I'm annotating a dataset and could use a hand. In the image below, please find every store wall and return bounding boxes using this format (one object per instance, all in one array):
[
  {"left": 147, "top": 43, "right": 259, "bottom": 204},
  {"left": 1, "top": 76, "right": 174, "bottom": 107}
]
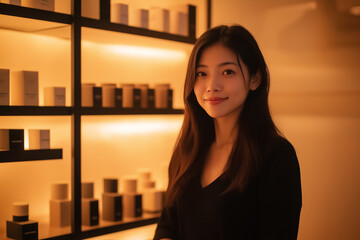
[{"left": 212, "top": 0, "right": 360, "bottom": 239}]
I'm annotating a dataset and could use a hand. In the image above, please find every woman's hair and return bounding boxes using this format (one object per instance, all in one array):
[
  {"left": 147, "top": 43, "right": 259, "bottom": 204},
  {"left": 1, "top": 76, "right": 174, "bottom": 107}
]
[{"left": 165, "top": 25, "right": 280, "bottom": 207}]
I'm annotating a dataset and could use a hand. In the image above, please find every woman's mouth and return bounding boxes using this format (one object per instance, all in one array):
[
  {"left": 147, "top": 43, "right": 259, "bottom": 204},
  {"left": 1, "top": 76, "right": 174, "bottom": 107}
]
[{"left": 204, "top": 97, "right": 228, "bottom": 105}]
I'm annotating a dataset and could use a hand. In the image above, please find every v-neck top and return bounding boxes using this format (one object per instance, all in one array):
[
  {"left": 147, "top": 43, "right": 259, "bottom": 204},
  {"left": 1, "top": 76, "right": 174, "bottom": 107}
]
[{"left": 154, "top": 136, "right": 302, "bottom": 240}]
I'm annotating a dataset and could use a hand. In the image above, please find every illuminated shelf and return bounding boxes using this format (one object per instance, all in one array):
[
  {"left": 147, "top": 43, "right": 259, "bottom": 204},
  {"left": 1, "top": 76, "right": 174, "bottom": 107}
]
[
  {"left": 81, "top": 107, "right": 184, "bottom": 115},
  {"left": 0, "top": 149, "right": 63, "bottom": 163},
  {"left": 0, "top": 106, "right": 73, "bottom": 116},
  {"left": 80, "top": 213, "right": 160, "bottom": 239},
  {"left": 81, "top": 17, "right": 196, "bottom": 44}
]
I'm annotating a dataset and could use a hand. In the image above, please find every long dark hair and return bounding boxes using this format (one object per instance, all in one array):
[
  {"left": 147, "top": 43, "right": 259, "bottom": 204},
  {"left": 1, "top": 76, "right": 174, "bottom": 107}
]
[{"left": 165, "top": 25, "right": 280, "bottom": 207}]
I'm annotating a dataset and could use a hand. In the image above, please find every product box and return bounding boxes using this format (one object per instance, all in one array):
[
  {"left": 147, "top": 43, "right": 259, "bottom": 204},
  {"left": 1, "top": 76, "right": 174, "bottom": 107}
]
[
  {"left": 123, "top": 193, "right": 142, "bottom": 218},
  {"left": 81, "top": 83, "right": 95, "bottom": 107},
  {"left": 0, "top": 69, "right": 9, "bottom": 105},
  {"left": 102, "top": 193, "right": 123, "bottom": 221},
  {"left": 170, "top": 5, "right": 188, "bottom": 36},
  {"left": 115, "top": 88, "right": 123, "bottom": 109},
  {"left": 22, "top": 0, "right": 54, "bottom": 11},
  {"left": 81, "top": 0, "right": 99, "bottom": 19},
  {"left": 82, "top": 198, "right": 99, "bottom": 226},
  {"left": 44, "top": 87, "right": 65, "bottom": 106},
  {"left": 11, "top": 71, "right": 39, "bottom": 106},
  {"left": 168, "top": 89, "right": 173, "bottom": 109},
  {"left": 111, "top": 3, "right": 128, "bottom": 25},
  {"left": 93, "top": 87, "right": 102, "bottom": 108},
  {"left": 0, "top": 0, "right": 21, "bottom": 5},
  {"left": 149, "top": 8, "right": 170, "bottom": 33},
  {"left": 50, "top": 199, "right": 71, "bottom": 227},
  {"left": 6, "top": 220, "right": 38, "bottom": 240},
  {"left": 28, "top": 129, "right": 50, "bottom": 150},
  {"left": 129, "top": 8, "right": 149, "bottom": 29},
  {"left": 133, "top": 88, "right": 141, "bottom": 109},
  {"left": 147, "top": 89, "right": 155, "bottom": 109},
  {"left": 0, "top": 129, "right": 24, "bottom": 151}
]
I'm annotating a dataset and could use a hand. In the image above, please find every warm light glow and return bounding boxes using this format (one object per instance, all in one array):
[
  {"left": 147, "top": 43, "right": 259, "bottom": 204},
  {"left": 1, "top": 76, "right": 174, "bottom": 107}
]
[
  {"left": 350, "top": 6, "right": 360, "bottom": 16},
  {"left": 84, "top": 116, "right": 183, "bottom": 136},
  {"left": 82, "top": 40, "right": 187, "bottom": 59},
  {"left": 106, "top": 44, "right": 187, "bottom": 59}
]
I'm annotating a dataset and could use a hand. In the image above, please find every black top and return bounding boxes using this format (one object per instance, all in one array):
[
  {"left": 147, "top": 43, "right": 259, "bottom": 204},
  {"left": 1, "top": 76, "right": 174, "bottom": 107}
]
[{"left": 154, "top": 136, "right": 302, "bottom": 240}]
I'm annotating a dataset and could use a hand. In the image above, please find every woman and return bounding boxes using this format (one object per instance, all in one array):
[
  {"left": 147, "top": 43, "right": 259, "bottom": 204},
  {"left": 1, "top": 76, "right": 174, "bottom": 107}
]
[{"left": 154, "top": 25, "right": 302, "bottom": 240}]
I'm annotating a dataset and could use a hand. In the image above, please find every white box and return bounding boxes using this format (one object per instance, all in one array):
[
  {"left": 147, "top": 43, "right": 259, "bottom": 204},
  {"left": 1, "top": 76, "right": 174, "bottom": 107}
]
[
  {"left": 0, "top": 69, "right": 9, "bottom": 105},
  {"left": 11, "top": 71, "right": 39, "bottom": 106},
  {"left": 82, "top": 83, "right": 95, "bottom": 107},
  {"left": 149, "top": 8, "right": 170, "bottom": 33},
  {"left": 28, "top": 129, "right": 50, "bottom": 150},
  {"left": 22, "top": 0, "right": 54, "bottom": 11},
  {"left": 44, "top": 87, "right": 65, "bottom": 106},
  {"left": 129, "top": 8, "right": 149, "bottom": 29},
  {"left": 0, "top": 0, "right": 21, "bottom": 6},
  {"left": 81, "top": 0, "right": 99, "bottom": 19},
  {"left": 170, "top": 6, "right": 188, "bottom": 36},
  {"left": 111, "top": 3, "right": 128, "bottom": 25},
  {"left": 50, "top": 199, "right": 71, "bottom": 227}
]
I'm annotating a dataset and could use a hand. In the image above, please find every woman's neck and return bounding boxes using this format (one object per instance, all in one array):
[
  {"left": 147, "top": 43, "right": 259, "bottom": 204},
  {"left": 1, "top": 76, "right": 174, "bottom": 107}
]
[{"left": 213, "top": 114, "right": 239, "bottom": 147}]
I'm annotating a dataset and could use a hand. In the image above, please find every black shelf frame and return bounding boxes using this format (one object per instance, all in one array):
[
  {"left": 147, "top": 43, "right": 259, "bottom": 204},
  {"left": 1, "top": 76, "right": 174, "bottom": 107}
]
[
  {"left": 81, "top": 107, "right": 184, "bottom": 115},
  {"left": 81, "top": 4, "right": 196, "bottom": 44},
  {"left": 0, "top": 0, "right": 215, "bottom": 239},
  {"left": 0, "top": 149, "right": 63, "bottom": 163},
  {"left": 0, "top": 106, "right": 73, "bottom": 116},
  {"left": 0, "top": 3, "right": 72, "bottom": 24}
]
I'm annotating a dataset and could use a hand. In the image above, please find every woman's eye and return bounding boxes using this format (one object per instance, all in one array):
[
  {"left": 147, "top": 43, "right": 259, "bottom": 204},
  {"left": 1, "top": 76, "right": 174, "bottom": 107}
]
[
  {"left": 196, "top": 72, "right": 206, "bottom": 78},
  {"left": 223, "top": 69, "right": 234, "bottom": 75}
]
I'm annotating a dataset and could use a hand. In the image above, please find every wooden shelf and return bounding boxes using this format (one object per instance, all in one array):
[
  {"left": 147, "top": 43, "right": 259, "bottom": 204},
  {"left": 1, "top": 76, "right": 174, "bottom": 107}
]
[
  {"left": 81, "top": 107, "right": 184, "bottom": 115},
  {"left": 0, "top": 149, "right": 63, "bottom": 163},
  {"left": 0, "top": 106, "right": 73, "bottom": 116}
]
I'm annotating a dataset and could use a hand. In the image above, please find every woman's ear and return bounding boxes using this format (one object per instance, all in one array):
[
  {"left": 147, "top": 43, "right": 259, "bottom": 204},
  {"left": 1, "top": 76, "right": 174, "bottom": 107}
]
[{"left": 249, "top": 70, "right": 261, "bottom": 91}]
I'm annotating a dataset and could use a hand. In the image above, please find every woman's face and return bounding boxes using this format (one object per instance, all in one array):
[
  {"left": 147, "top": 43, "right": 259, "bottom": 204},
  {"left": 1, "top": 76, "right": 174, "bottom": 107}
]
[{"left": 194, "top": 43, "right": 260, "bottom": 120}]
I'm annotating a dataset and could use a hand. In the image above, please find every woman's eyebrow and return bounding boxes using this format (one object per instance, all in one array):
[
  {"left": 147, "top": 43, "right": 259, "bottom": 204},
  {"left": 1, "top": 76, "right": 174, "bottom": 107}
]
[{"left": 196, "top": 62, "right": 238, "bottom": 68}]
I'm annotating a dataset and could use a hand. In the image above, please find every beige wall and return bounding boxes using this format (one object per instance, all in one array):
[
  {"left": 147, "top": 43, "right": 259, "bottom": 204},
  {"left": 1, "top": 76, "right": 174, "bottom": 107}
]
[{"left": 211, "top": 0, "right": 360, "bottom": 239}]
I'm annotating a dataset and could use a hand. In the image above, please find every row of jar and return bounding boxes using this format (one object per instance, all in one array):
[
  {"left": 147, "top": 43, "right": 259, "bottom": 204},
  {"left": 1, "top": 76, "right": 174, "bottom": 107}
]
[
  {"left": 0, "top": 129, "right": 50, "bottom": 151},
  {"left": 82, "top": 83, "right": 173, "bottom": 109}
]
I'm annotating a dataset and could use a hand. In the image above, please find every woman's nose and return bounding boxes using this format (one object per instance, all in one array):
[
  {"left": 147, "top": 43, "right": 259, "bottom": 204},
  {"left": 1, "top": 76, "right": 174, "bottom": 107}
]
[{"left": 206, "top": 74, "right": 222, "bottom": 92}]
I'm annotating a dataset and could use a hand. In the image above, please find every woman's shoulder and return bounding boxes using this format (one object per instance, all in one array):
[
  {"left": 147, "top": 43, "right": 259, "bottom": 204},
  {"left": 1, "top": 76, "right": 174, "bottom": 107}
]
[{"left": 263, "top": 134, "right": 298, "bottom": 166}]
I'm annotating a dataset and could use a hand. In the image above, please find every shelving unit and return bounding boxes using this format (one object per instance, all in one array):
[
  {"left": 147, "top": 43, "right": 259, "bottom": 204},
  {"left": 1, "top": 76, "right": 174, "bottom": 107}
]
[
  {"left": 0, "top": 0, "right": 205, "bottom": 239},
  {"left": 0, "top": 149, "right": 63, "bottom": 163}
]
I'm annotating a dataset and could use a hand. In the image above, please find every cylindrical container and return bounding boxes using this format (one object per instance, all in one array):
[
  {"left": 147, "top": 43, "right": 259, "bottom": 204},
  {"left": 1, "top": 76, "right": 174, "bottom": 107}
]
[
  {"left": 104, "top": 178, "right": 118, "bottom": 193},
  {"left": 135, "top": 84, "right": 149, "bottom": 108},
  {"left": 81, "top": 83, "right": 95, "bottom": 107},
  {"left": 82, "top": 182, "right": 94, "bottom": 198},
  {"left": 143, "top": 189, "right": 163, "bottom": 213},
  {"left": 154, "top": 84, "right": 170, "bottom": 108},
  {"left": 122, "top": 176, "right": 137, "bottom": 194},
  {"left": 121, "top": 84, "right": 134, "bottom": 108},
  {"left": 12, "top": 202, "right": 29, "bottom": 222},
  {"left": 102, "top": 83, "right": 116, "bottom": 107},
  {"left": 51, "top": 183, "right": 69, "bottom": 200}
]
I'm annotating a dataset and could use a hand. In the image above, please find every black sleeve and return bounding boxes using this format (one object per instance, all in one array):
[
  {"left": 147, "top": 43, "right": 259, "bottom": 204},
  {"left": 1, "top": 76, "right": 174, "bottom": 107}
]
[
  {"left": 153, "top": 203, "right": 179, "bottom": 240},
  {"left": 257, "top": 138, "right": 302, "bottom": 239}
]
